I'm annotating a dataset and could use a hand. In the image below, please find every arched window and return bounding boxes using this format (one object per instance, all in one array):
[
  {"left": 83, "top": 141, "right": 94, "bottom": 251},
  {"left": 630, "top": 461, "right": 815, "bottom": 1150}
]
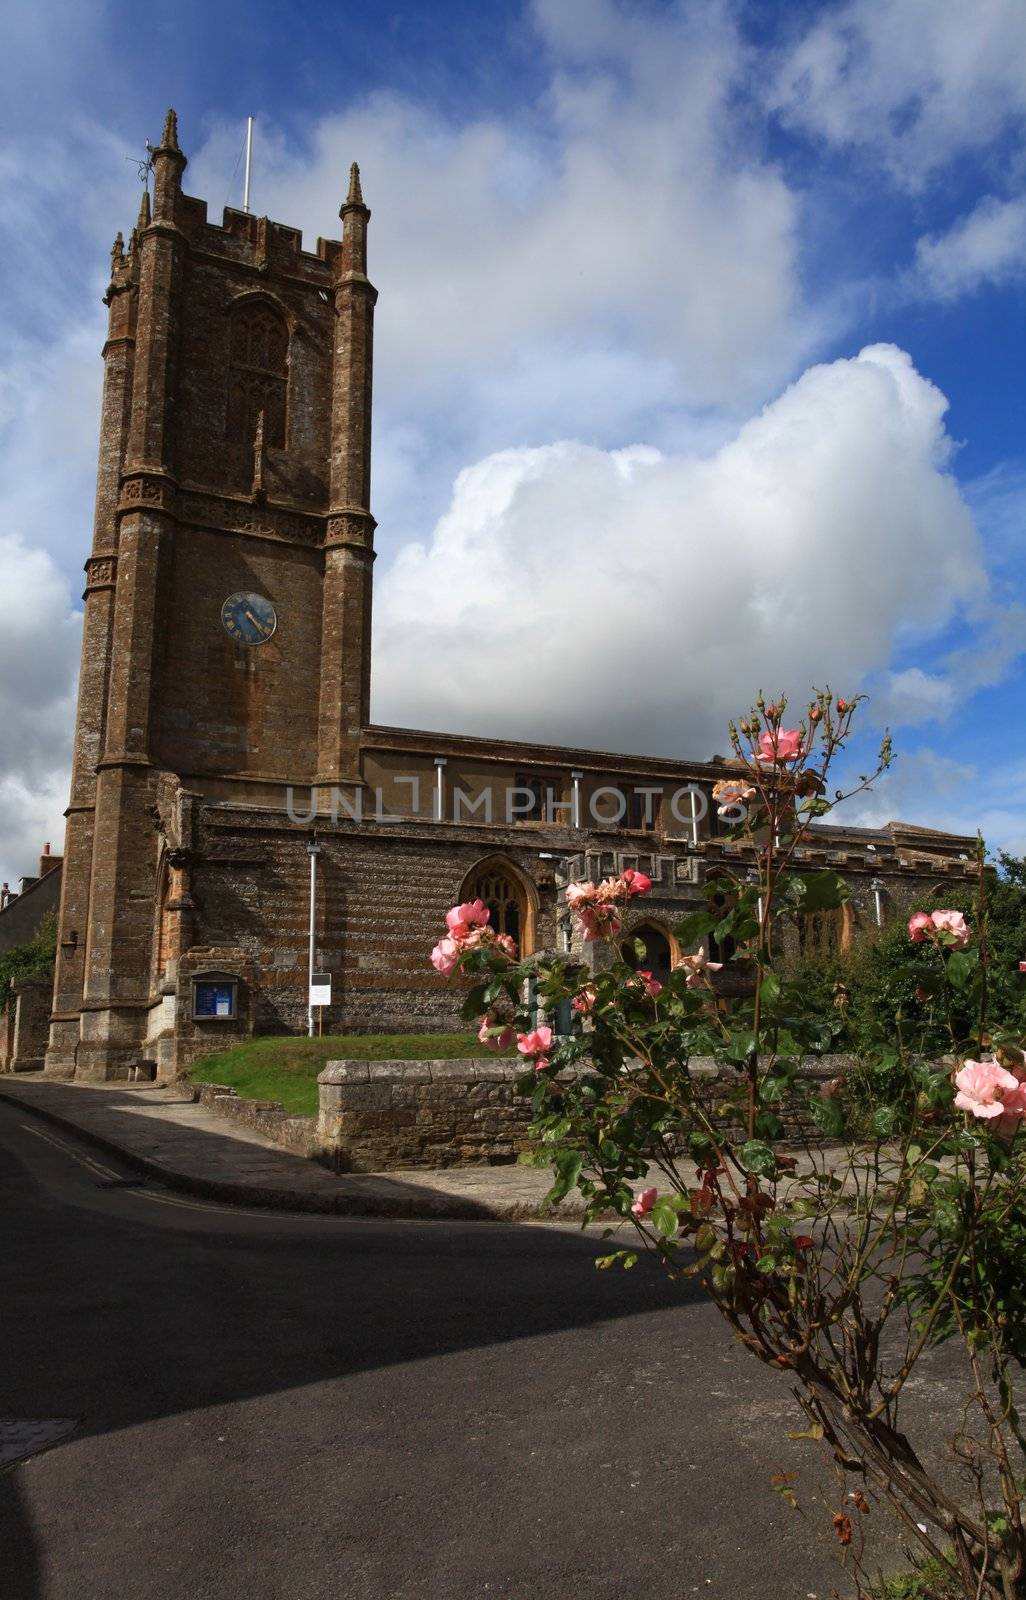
[
  {"left": 460, "top": 858, "right": 535, "bottom": 956},
  {"left": 796, "top": 903, "right": 855, "bottom": 958},
  {"left": 227, "top": 302, "right": 289, "bottom": 449},
  {"left": 620, "top": 923, "right": 674, "bottom": 987},
  {"left": 466, "top": 867, "right": 522, "bottom": 948}
]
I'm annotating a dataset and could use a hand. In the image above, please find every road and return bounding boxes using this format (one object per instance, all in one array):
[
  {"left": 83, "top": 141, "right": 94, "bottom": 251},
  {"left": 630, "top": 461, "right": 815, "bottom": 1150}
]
[{"left": 1, "top": 1097, "right": 859, "bottom": 1600}]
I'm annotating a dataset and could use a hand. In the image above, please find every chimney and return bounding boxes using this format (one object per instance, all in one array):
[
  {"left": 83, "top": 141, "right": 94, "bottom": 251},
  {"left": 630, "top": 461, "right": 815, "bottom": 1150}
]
[{"left": 39, "top": 842, "right": 59, "bottom": 877}]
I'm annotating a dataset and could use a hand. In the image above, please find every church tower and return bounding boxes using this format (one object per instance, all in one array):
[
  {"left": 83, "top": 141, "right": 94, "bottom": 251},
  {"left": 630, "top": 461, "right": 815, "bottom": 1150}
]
[{"left": 46, "top": 112, "right": 376, "bottom": 1078}]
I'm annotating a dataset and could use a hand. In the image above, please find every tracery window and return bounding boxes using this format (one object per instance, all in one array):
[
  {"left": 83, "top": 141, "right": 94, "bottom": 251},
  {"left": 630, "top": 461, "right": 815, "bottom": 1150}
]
[
  {"left": 464, "top": 867, "right": 524, "bottom": 950},
  {"left": 796, "top": 904, "right": 855, "bottom": 958},
  {"left": 226, "top": 302, "right": 289, "bottom": 449}
]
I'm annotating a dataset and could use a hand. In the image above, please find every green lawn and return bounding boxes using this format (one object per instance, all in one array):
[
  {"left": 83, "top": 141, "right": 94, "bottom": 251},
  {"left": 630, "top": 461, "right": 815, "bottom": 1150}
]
[{"left": 187, "top": 1032, "right": 512, "bottom": 1116}]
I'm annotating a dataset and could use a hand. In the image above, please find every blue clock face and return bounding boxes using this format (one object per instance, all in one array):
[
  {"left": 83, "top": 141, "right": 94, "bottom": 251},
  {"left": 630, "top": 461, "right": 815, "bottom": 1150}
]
[{"left": 221, "top": 591, "right": 277, "bottom": 645}]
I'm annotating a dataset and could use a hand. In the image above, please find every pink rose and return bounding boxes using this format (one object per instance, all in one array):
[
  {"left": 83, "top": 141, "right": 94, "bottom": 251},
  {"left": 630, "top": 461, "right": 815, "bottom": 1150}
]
[
  {"left": 757, "top": 728, "right": 802, "bottom": 764},
  {"left": 430, "top": 936, "right": 461, "bottom": 975},
  {"left": 446, "top": 899, "right": 491, "bottom": 941},
  {"left": 908, "top": 912, "right": 934, "bottom": 943},
  {"left": 493, "top": 932, "right": 519, "bottom": 960},
  {"left": 635, "top": 969, "right": 663, "bottom": 998},
  {"left": 712, "top": 778, "right": 757, "bottom": 818},
  {"left": 517, "top": 1026, "right": 554, "bottom": 1058},
  {"left": 572, "top": 985, "right": 597, "bottom": 1014},
  {"left": 579, "top": 904, "right": 622, "bottom": 942},
  {"left": 631, "top": 1186, "right": 658, "bottom": 1218},
  {"left": 478, "top": 1014, "right": 516, "bottom": 1051},
  {"left": 1019, "top": 961, "right": 1026, "bottom": 974},
  {"left": 620, "top": 869, "right": 653, "bottom": 898},
  {"left": 931, "top": 910, "right": 970, "bottom": 949},
  {"left": 565, "top": 880, "right": 597, "bottom": 909},
  {"left": 953, "top": 1060, "right": 1023, "bottom": 1121},
  {"left": 680, "top": 945, "right": 723, "bottom": 988}
]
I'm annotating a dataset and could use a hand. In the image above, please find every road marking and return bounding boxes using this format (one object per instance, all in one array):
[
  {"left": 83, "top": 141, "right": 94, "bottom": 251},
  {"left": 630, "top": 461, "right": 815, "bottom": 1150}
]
[
  {"left": 129, "top": 1187, "right": 249, "bottom": 1218},
  {"left": 20, "top": 1123, "right": 124, "bottom": 1183}
]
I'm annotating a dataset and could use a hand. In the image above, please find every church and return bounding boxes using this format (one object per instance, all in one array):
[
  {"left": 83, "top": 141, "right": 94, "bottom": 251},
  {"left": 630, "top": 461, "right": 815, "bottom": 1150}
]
[{"left": 44, "top": 112, "right": 977, "bottom": 1083}]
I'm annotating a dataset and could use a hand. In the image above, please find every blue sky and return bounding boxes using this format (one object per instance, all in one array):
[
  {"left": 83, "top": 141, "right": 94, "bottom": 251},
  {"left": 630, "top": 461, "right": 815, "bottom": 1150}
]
[{"left": 1, "top": 0, "right": 1025, "bottom": 884}]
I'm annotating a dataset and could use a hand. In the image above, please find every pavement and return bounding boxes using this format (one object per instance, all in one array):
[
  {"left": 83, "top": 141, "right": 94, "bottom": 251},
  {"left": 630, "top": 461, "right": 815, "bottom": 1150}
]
[
  {"left": 0, "top": 1073, "right": 582, "bottom": 1221},
  {"left": 0, "top": 1075, "right": 869, "bottom": 1226}
]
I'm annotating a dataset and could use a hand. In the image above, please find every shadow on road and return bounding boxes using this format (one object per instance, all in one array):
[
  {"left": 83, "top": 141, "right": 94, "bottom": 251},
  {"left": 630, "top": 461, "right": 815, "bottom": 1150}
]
[{"left": 1, "top": 1112, "right": 706, "bottom": 1600}]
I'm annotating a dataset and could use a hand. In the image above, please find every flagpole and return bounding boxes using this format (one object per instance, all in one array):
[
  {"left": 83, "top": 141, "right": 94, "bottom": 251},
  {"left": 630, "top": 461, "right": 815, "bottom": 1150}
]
[{"left": 243, "top": 116, "right": 254, "bottom": 213}]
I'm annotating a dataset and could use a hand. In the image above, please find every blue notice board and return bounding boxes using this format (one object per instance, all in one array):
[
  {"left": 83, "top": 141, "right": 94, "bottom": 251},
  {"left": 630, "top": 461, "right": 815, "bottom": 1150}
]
[{"left": 195, "top": 982, "right": 235, "bottom": 1019}]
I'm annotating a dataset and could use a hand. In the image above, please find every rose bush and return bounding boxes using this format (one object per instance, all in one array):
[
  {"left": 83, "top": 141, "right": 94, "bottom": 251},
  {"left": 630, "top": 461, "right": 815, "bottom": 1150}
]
[{"left": 430, "top": 690, "right": 1026, "bottom": 1598}]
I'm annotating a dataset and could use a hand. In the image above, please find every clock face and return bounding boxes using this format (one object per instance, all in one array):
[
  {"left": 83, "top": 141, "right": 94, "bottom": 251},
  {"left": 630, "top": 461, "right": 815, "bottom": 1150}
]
[{"left": 221, "top": 591, "right": 277, "bottom": 646}]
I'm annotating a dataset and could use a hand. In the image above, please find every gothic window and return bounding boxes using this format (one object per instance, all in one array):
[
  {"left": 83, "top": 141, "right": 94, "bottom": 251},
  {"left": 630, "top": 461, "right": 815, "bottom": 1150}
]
[
  {"left": 226, "top": 302, "right": 289, "bottom": 449},
  {"left": 620, "top": 924, "right": 673, "bottom": 987},
  {"left": 796, "top": 904, "right": 855, "bottom": 958},
  {"left": 465, "top": 867, "right": 523, "bottom": 949}
]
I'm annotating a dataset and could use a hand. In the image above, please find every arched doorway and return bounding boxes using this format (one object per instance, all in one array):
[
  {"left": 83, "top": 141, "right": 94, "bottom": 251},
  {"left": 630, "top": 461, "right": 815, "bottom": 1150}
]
[
  {"left": 460, "top": 857, "right": 535, "bottom": 956},
  {"left": 620, "top": 922, "right": 674, "bottom": 988}
]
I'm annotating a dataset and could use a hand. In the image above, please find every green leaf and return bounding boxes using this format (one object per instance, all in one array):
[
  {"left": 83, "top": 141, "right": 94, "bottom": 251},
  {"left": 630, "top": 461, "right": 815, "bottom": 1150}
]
[
  {"left": 674, "top": 910, "right": 719, "bottom": 946},
  {"left": 792, "top": 870, "right": 850, "bottom": 914},
  {"left": 546, "top": 1149, "right": 584, "bottom": 1203},
  {"left": 460, "top": 983, "right": 489, "bottom": 1021},
  {"left": 808, "top": 1096, "right": 844, "bottom": 1138},
  {"left": 650, "top": 1198, "right": 680, "bottom": 1238},
  {"left": 739, "top": 1139, "right": 778, "bottom": 1178},
  {"left": 945, "top": 948, "right": 980, "bottom": 990},
  {"left": 755, "top": 1253, "right": 777, "bottom": 1274},
  {"left": 754, "top": 1110, "right": 785, "bottom": 1141},
  {"left": 759, "top": 971, "right": 782, "bottom": 1007},
  {"left": 870, "top": 1103, "right": 900, "bottom": 1138}
]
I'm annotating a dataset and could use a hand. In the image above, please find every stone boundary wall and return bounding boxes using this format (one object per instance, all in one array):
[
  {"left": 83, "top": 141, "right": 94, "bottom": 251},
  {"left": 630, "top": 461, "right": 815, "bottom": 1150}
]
[
  {"left": 192, "top": 1082, "right": 318, "bottom": 1154},
  {"left": 317, "top": 1055, "right": 860, "bottom": 1173},
  {"left": 190, "top": 1056, "right": 862, "bottom": 1173}
]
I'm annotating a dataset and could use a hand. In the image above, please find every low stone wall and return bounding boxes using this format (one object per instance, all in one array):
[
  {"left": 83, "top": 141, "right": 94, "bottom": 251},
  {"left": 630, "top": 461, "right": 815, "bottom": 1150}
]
[
  {"left": 317, "top": 1055, "right": 859, "bottom": 1172},
  {"left": 318, "top": 1059, "right": 533, "bottom": 1171},
  {"left": 190, "top": 1055, "right": 861, "bottom": 1174},
  {"left": 192, "top": 1082, "right": 318, "bottom": 1154}
]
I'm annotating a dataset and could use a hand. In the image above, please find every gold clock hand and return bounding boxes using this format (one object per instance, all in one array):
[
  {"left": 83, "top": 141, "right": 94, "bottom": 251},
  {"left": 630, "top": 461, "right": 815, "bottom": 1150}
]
[{"left": 244, "top": 609, "right": 268, "bottom": 636}]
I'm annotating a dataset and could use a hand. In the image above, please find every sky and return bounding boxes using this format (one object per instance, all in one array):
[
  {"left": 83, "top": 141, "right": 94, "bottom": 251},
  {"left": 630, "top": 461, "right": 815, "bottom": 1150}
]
[{"left": 1, "top": 0, "right": 1025, "bottom": 887}]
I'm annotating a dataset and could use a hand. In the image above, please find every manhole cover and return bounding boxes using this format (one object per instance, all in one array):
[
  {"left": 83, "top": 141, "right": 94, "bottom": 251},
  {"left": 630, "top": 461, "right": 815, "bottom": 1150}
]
[{"left": 0, "top": 1418, "right": 78, "bottom": 1469}]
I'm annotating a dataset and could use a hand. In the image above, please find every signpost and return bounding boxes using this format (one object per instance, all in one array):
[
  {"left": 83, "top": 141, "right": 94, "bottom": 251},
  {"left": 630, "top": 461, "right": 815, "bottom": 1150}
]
[{"left": 309, "top": 971, "right": 331, "bottom": 1036}]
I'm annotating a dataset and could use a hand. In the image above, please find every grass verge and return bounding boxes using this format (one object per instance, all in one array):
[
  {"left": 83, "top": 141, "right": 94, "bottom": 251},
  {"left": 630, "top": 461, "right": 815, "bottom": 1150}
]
[{"left": 187, "top": 1033, "right": 513, "bottom": 1116}]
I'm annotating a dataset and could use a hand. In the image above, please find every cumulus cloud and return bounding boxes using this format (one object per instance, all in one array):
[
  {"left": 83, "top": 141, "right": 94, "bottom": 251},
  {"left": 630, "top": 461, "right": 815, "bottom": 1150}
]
[
  {"left": 373, "top": 344, "right": 986, "bottom": 756},
  {"left": 0, "top": 535, "right": 81, "bottom": 885},
  {"left": 843, "top": 747, "right": 1026, "bottom": 859},
  {"left": 768, "top": 0, "right": 1026, "bottom": 187},
  {"left": 186, "top": 0, "right": 815, "bottom": 550},
  {"left": 914, "top": 195, "right": 1026, "bottom": 301}
]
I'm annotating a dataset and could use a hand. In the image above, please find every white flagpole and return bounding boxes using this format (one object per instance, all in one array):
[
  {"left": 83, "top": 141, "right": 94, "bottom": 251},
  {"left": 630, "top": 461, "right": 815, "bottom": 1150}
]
[{"left": 243, "top": 117, "right": 254, "bottom": 213}]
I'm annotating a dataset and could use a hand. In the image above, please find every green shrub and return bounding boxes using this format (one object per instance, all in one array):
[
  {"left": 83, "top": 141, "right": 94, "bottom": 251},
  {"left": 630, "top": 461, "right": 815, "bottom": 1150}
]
[{"left": 0, "top": 912, "right": 57, "bottom": 1012}]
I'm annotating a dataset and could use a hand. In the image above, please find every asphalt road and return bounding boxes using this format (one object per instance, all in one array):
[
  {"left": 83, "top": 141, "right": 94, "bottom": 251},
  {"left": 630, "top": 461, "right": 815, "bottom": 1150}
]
[{"left": 1, "top": 1098, "right": 860, "bottom": 1600}]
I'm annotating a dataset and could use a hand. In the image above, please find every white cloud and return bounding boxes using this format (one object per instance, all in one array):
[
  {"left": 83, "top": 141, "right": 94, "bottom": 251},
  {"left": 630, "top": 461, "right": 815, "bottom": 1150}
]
[
  {"left": 186, "top": 0, "right": 814, "bottom": 465},
  {"left": 0, "top": 535, "right": 81, "bottom": 885},
  {"left": 844, "top": 747, "right": 1026, "bottom": 859},
  {"left": 769, "top": 0, "right": 1026, "bottom": 187},
  {"left": 914, "top": 195, "right": 1026, "bottom": 300},
  {"left": 373, "top": 344, "right": 986, "bottom": 756},
  {"left": 874, "top": 667, "right": 958, "bottom": 725}
]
